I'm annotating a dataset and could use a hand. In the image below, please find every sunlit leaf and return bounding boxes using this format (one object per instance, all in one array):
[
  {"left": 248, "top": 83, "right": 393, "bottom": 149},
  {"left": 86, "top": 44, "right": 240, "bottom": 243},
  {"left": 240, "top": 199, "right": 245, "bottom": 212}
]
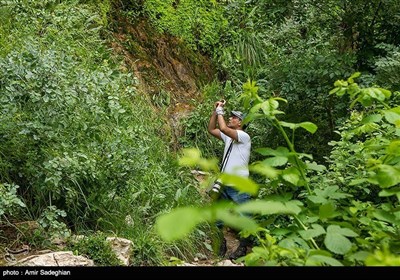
[
  {"left": 347, "top": 72, "right": 361, "bottom": 83},
  {"left": 387, "top": 140, "right": 400, "bottom": 155},
  {"left": 237, "top": 199, "right": 302, "bottom": 215},
  {"left": 178, "top": 148, "right": 201, "bottom": 166},
  {"left": 279, "top": 121, "right": 296, "bottom": 129},
  {"left": 298, "top": 224, "right": 326, "bottom": 240},
  {"left": 216, "top": 208, "right": 258, "bottom": 232},
  {"left": 306, "top": 161, "right": 326, "bottom": 172},
  {"left": 220, "top": 174, "right": 259, "bottom": 195},
  {"left": 249, "top": 162, "right": 279, "bottom": 178},
  {"left": 156, "top": 207, "right": 205, "bottom": 242},
  {"left": 384, "top": 111, "right": 400, "bottom": 125},
  {"left": 282, "top": 168, "right": 300, "bottom": 186},
  {"left": 298, "top": 122, "right": 318, "bottom": 134},
  {"left": 379, "top": 187, "right": 400, "bottom": 197},
  {"left": 262, "top": 156, "right": 288, "bottom": 167},
  {"left": 372, "top": 210, "right": 400, "bottom": 225},
  {"left": 370, "top": 165, "right": 400, "bottom": 188},
  {"left": 306, "top": 254, "right": 343, "bottom": 266},
  {"left": 361, "top": 114, "right": 382, "bottom": 124},
  {"left": 324, "top": 225, "right": 357, "bottom": 255},
  {"left": 319, "top": 203, "right": 336, "bottom": 220},
  {"left": 255, "top": 147, "right": 289, "bottom": 157}
]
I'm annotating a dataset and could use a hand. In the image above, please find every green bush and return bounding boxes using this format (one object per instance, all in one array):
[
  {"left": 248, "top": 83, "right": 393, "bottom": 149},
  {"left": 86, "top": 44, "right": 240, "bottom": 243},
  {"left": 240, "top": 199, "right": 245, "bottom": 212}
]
[{"left": 68, "top": 232, "right": 122, "bottom": 266}]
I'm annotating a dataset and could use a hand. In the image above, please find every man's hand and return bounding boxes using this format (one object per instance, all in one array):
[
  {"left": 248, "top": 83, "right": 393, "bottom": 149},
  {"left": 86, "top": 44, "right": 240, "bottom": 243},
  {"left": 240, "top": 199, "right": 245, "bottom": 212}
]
[{"left": 215, "top": 99, "right": 226, "bottom": 108}]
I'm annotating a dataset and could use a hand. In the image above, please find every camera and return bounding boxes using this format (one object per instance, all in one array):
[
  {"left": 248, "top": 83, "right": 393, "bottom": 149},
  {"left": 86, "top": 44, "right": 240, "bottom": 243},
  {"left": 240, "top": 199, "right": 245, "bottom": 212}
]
[
  {"left": 208, "top": 180, "right": 223, "bottom": 199},
  {"left": 215, "top": 99, "right": 226, "bottom": 108}
]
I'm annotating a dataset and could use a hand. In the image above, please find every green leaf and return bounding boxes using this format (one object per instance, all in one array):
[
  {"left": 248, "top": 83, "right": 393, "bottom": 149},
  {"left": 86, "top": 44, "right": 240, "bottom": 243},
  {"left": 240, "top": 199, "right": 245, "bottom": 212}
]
[
  {"left": 324, "top": 231, "right": 352, "bottom": 255},
  {"left": 282, "top": 168, "right": 300, "bottom": 186},
  {"left": 308, "top": 195, "right": 327, "bottom": 204},
  {"left": 178, "top": 148, "right": 201, "bottom": 166},
  {"left": 387, "top": 140, "right": 400, "bottom": 155},
  {"left": 279, "top": 121, "right": 296, "bottom": 129},
  {"left": 379, "top": 187, "right": 400, "bottom": 197},
  {"left": 306, "top": 161, "right": 326, "bottom": 172},
  {"left": 319, "top": 203, "right": 336, "bottom": 220},
  {"left": 220, "top": 174, "right": 259, "bottom": 195},
  {"left": 329, "top": 87, "right": 340, "bottom": 95},
  {"left": 178, "top": 148, "right": 218, "bottom": 171},
  {"left": 348, "top": 251, "right": 370, "bottom": 262},
  {"left": 372, "top": 209, "right": 400, "bottom": 225},
  {"left": 156, "top": 207, "right": 205, "bottom": 242},
  {"left": 370, "top": 165, "right": 400, "bottom": 188},
  {"left": 306, "top": 254, "right": 343, "bottom": 266},
  {"left": 255, "top": 147, "right": 289, "bottom": 157},
  {"left": 348, "top": 72, "right": 361, "bottom": 83},
  {"left": 349, "top": 178, "right": 368, "bottom": 186},
  {"left": 378, "top": 88, "right": 392, "bottom": 99},
  {"left": 361, "top": 114, "right": 382, "bottom": 124},
  {"left": 334, "top": 80, "right": 348, "bottom": 87},
  {"left": 298, "top": 224, "right": 326, "bottom": 240},
  {"left": 330, "top": 225, "right": 358, "bottom": 237},
  {"left": 298, "top": 122, "right": 318, "bottom": 134},
  {"left": 384, "top": 111, "right": 400, "bottom": 125},
  {"left": 324, "top": 225, "right": 358, "bottom": 255},
  {"left": 249, "top": 162, "right": 279, "bottom": 178},
  {"left": 216, "top": 208, "right": 259, "bottom": 231},
  {"left": 368, "top": 88, "right": 385, "bottom": 101},
  {"left": 236, "top": 200, "right": 302, "bottom": 215},
  {"left": 263, "top": 156, "right": 288, "bottom": 167}
]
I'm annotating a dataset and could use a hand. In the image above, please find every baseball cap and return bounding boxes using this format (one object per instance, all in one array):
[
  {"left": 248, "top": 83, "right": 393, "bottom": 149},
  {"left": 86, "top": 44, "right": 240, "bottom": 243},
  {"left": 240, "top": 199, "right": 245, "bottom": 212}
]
[{"left": 231, "top": 110, "right": 245, "bottom": 120}]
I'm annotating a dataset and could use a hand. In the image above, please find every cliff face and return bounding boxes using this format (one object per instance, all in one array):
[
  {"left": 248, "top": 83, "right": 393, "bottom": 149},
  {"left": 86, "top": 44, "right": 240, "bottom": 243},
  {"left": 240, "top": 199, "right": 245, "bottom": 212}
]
[
  {"left": 110, "top": 18, "right": 216, "bottom": 150},
  {"left": 111, "top": 18, "right": 215, "bottom": 101}
]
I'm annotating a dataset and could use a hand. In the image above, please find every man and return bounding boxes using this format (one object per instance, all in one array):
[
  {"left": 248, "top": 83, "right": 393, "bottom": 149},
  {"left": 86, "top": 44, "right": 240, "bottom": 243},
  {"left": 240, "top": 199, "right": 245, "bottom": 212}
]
[{"left": 207, "top": 99, "right": 251, "bottom": 260}]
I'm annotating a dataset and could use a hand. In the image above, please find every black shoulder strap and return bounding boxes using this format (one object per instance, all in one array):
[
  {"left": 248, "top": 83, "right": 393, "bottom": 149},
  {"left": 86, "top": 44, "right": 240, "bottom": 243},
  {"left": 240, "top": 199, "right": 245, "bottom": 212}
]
[{"left": 220, "top": 139, "right": 234, "bottom": 172}]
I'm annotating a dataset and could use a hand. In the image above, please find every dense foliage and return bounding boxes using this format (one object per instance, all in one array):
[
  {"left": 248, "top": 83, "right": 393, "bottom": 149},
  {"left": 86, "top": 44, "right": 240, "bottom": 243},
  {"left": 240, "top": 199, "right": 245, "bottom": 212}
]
[
  {"left": 1, "top": 0, "right": 399, "bottom": 266},
  {"left": 0, "top": 0, "right": 203, "bottom": 265},
  {"left": 157, "top": 76, "right": 400, "bottom": 266}
]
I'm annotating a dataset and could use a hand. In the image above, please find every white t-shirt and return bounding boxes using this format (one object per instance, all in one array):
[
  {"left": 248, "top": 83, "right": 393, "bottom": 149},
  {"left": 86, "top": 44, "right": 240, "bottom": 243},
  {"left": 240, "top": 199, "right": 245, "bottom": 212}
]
[{"left": 220, "top": 130, "right": 251, "bottom": 177}]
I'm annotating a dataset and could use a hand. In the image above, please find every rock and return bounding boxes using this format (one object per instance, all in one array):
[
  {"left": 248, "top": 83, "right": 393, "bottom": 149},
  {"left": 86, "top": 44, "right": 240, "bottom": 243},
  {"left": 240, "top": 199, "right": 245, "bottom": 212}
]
[
  {"left": 16, "top": 251, "right": 94, "bottom": 266},
  {"left": 216, "top": 259, "right": 244, "bottom": 266},
  {"left": 106, "top": 237, "right": 133, "bottom": 266}
]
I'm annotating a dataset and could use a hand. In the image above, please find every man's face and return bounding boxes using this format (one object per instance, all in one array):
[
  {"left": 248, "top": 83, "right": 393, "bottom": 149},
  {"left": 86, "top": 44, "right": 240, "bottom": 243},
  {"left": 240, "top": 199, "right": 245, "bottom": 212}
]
[{"left": 228, "top": 115, "right": 241, "bottom": 128}]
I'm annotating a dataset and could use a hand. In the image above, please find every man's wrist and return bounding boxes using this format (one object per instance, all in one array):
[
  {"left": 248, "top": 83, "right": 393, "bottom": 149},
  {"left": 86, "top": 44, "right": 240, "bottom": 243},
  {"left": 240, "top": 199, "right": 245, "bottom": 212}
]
[{"left": 215, "top": 107, "right": 224, "bottom": 115}]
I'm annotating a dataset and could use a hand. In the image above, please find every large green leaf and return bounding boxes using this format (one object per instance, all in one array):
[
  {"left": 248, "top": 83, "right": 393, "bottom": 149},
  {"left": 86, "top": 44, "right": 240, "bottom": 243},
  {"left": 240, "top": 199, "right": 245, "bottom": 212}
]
[
  {"left": 250, "top": 162, "right": 279, "bottom": 178},
  {"left": 370, "top": 165, "right": 400, "bottom": 188},
  {"left": 308, "top": 195, "right": 327, "bottom": 204},
  {"left": 372, "top": 209, "right": 400, "bottom": 225},
  {"left": 361, "top": 114, "right": 382, "bottom": 124},
  {"left": 298, "top": 224, "right": 325, "bottom": 240},
  {"left": 220, "top": 174, "right": 259, "bottom": 195},
  {"left": 216, "top": 209, "right": 258, "bottom": 232},
  {"left": 306, "top": 161, "right": 326, "bottom": 172},
  {"left": 306, "top": 254, "right": 343, "bottom": 266},
  {"left": 324, "top": 232, "right": 352, "bottom": 255},
  {"left": 387, "top": 140, "right": 400, "bottom": 155},
  {"left": 255, "top": 147, "right": 289, "bottom": 157},
  {"left": 279, "top": 121, "right": 296, "bottom": 129},
  {"left": 379, "top": 187, "right": 400, "bottom": 200},
  {"left": 319, "top": 202, "right": 336, "bottom": 220},
  {"left": 384, "top": 111, "right": 400, "bottom": 125},
  {"left": 262, "top": 156, "right": 288, "bottom": 167},
  {"left": 282, "top": 167, "right": 300, "bottom": 186},
  {"left": 178, "top": 148, "right": 219, "bottom": 171},
  {"left": 324, "top": 225, "right": 358, "bottom": 255},
  {"left": 236, "top": 199, "right": 302, "bottom": 215},
  {"left": 298, "top": 122, "right": 318, "bottom": 134},
  {"left": 156, "top": 207, "right": 205, "bottom": 242}
]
